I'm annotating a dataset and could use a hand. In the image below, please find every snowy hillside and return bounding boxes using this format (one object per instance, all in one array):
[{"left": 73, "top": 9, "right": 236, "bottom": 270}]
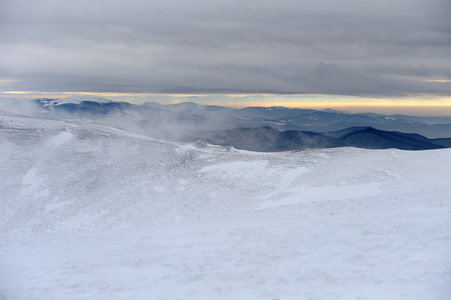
[
  {"left": 1, "top": 115, "right": 450, "bottom": 299},
  {"left": 39, "top": 95, "right": 113, "bottom": 106}
]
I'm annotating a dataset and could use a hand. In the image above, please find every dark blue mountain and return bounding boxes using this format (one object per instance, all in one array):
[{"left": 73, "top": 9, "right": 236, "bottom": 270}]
[
  {"left": 34, "top": 98, "right": 132, "bottom": 118},
  {"left": 328, "top": 126, "right": 447, "bottom": 151},
  {"left": 189, "top": 126, "right": 342, "bottom": 152},
  {"left": 193, "top": 126, "right": 448, "bottom": 152},
  {"left": 30, "top": 97, "right": 451, "bottom": 151}
]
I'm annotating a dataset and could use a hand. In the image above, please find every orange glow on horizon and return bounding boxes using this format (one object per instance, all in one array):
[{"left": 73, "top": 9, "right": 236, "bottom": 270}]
[
  {"left": 2, "top": 91, "right": 451, "bottom": 111},
  {"left": 422, "top": 79, "right": 451, "bottom": 83}
]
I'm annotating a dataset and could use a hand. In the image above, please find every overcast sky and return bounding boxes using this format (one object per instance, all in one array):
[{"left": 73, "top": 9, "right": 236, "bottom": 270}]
[{"left": 1, "top": 0, "right": 451, "bottom": 100}]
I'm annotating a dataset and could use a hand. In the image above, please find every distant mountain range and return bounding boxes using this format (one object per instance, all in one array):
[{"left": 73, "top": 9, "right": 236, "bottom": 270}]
[
  {"left": 2, "top": 96, "right": 451, "bottom": 151},
  {"left": 192, "top": 126, "right": 450, "bottom": 152}
]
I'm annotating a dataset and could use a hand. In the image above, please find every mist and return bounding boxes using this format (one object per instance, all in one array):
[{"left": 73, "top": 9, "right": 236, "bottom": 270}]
[
  {"left": 0, "top": 97, "right": 248, "bottom": 142},
  {"left": 2, "top": 96, "right": 451, "bottom": 152}
]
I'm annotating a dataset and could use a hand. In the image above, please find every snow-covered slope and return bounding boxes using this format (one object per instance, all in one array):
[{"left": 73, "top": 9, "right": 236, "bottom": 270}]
[
  {"left": 39, "top": 95, "right": 113, "bottom": 106},
  {"left": 1, "top": 115, "right": 450, "bottom": 299}
]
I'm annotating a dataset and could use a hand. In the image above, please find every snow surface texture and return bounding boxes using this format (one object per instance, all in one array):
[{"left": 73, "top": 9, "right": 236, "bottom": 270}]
[
  {"left": 1, "top": 115, "right": 451, "bottom": 299},
  {"left": 41, "top": 95, "right": 113, "bottom": 106}
]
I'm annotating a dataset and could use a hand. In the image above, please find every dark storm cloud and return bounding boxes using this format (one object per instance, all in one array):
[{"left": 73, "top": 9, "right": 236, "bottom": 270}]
[{"left": 1, "top": 0, "right": 450, "bottom": 96}]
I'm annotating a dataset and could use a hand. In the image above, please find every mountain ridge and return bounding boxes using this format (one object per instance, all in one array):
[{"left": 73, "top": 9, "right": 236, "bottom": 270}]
[
  {"left": 193, "top": 126, "right": 449, "bottom": 152},
  {"left": 2, "top": 97, "right": 451, "bottom": 151}
]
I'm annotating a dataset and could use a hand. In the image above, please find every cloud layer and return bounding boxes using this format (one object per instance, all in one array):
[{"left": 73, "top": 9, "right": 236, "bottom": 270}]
[{"left": 1, "top": 0, "right": 450, "bottom": 96}]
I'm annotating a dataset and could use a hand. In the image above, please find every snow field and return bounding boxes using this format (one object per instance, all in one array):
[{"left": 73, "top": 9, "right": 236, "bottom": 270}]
[{"left": 1, "top": 115, "right": 450, "bottom": 299}]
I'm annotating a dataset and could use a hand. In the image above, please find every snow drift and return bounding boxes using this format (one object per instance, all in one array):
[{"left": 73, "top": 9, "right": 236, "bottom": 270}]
[{"left": 1, "top": 114, "right": 450, "bottom": 299}]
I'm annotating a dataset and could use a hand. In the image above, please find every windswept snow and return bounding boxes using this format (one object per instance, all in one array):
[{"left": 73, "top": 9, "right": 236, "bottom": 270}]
[
  {"left": 46, "top": 131, "right": 73, "bottom": 148},
  {"left": 1, "top": 115, "right": 450, "bottom": 299},
  {"left": 41, "top": 95, "right": 113, "bottom": 106}
]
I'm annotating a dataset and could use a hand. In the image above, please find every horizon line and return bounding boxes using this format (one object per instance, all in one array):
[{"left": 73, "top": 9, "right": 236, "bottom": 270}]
[{"left": 2, "top": 91, "right": 451, "bottom": 116}]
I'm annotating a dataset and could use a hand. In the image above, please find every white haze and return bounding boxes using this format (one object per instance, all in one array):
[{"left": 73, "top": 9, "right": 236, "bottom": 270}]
[
  {"left": 1, "top": 113, "right": 451, "bottom": 299},
  {"left": 0, "top": 97, "right": 248, "bottom": 141}
]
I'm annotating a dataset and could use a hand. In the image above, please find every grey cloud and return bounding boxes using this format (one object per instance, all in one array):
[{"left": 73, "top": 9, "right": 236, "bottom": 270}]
[{"left": 1, "top": 0, "right": 451, "bottom": 96}]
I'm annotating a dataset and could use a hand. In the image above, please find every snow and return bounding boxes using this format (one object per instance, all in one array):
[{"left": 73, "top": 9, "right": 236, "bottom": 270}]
[
  {"left": 262, "top": 120, "right": 287, "bottom": 125},
  {"left": 46, "top": 131, "right": 73, "bottom": 148},
  {"left": 21, "top": 167, "right": 41, "bottom": 185},
  {"left": 1, "top": 115, "right": 451, "bottom": 299},
  {"left": 42, "top": 95, "right": 112, "bottom": 106}
]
